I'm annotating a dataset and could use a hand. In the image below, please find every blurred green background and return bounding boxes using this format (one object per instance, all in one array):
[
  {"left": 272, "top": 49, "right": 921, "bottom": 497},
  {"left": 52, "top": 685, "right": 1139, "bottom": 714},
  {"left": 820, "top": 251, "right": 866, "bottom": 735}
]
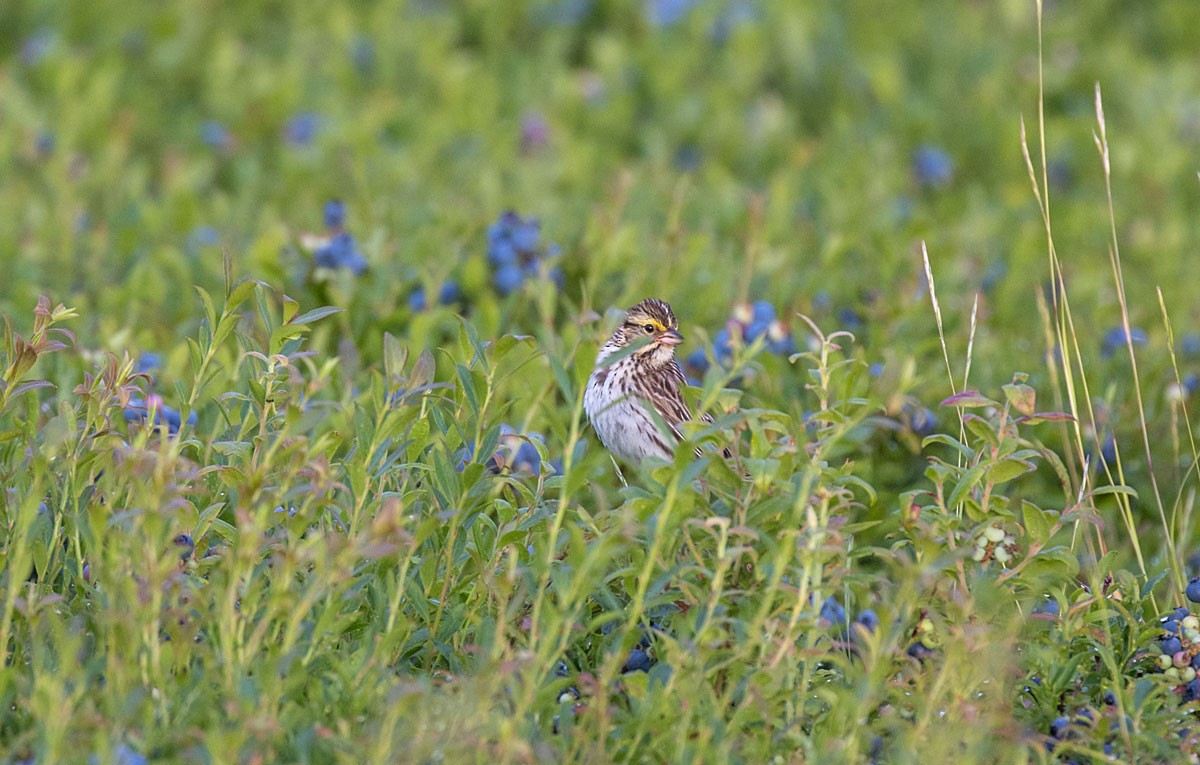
[{"left": 4, "top": 0, "right": 1200, "bottom": 362}]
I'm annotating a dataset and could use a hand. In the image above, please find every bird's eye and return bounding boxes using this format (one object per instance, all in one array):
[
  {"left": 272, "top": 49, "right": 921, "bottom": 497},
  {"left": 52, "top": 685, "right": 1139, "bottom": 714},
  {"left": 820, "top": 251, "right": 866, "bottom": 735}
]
[{"left": 643, "top": 324, "right": 656, "bottom": 333}]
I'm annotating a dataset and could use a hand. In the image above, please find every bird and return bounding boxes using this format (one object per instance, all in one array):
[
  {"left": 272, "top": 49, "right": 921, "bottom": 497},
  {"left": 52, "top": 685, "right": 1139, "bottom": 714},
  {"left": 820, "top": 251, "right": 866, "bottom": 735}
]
[{"left": 584, "top": 298, "right": 710, "bottom": 464}]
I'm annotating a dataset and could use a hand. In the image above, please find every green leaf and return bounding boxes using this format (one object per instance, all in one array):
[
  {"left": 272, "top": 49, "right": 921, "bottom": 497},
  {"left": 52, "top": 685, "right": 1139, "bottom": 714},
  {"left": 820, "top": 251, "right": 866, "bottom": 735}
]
[
  {"left": 987, "top": 458, "right": 1034, "bottom": 485},
  {"left": 1090, "top": 484, "right": 1139, "bottom": 500},
  {"left": 410, "top": 349, "right": 436, "bottom": 390},
  {"left": 921, "top": 433, "right": 975, "bottom": 460},
  {"left": 947, "top": 463, "right": 987, "bottom": 509},
  {"left": 226, "top": 278, "right": 263, "bottom": 311},
  {"left": 1021, "top": 501, "right": 1057, "bottom": 543},
  {"left": 282, "top": 294, "right": 299, "bottom": 323},
  {"left": 194, "top": 285, "right": 217, "bottom": 328},
  {"left": 288, "top": 305, "right": 344, "bottom": 326},
  {"left": 963, "top": 415, "right": 999, "bottom": 450},
  {"left": 837, "top": 474, "right": 878, "bottom": 505},
  {"left": 1027, "top": 546, "right": 1079, "bottom": 578},
  {"left": 383, "top": 332, "right": 408, "bottom": 383}
]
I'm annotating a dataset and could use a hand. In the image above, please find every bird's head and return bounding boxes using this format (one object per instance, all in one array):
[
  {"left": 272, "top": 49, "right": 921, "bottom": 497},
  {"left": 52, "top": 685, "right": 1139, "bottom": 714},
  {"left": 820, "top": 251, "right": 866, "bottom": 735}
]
[{"left": 607, "top": 298, "right": 683, "bottom": 369}]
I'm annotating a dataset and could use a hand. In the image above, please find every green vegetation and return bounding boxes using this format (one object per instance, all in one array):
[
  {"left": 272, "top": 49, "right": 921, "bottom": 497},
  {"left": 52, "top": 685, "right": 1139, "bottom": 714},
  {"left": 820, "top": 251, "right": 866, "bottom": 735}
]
[{"left": 3, "top": 0, "right": 1200, "bottom": 761}]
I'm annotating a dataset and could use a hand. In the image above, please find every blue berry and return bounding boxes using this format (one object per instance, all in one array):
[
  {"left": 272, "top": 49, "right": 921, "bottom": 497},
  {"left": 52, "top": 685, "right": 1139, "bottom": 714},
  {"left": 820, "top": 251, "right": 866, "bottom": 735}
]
[
  {"left": 980, "top": 260, "right": 1006, "bottom": 293},
  {"left": 1180, "top": 334, "right": 1200, "bottom": 358},
  {"left": 1100, "top": 326, "right": 1148, "bottom": 359},
  {"left": 819, "top": 596, "right": 846, "bottom": 626},
  {"left": 1188, "top": 578, "right": 1200, "bottom": 604},
  {"left": 801, "top": 411, "right": 820, "bottom": 433},
  {"left": 855, "top": 609, "right": 879, "bottom": 633},
  {"left": 438, "top": 280, "right": 463, "bottom": 306},
  {"left": 187, "top": 226, "right": 219, "bottom": 251},
  {"left": 1047, "top": 157, "right": 1073, "bottom": 191},
  {"left": 1032, "top": 599, "right": 1059, "bottom": 617},
  {"left": 837, "top": 307, "right": 864, "bottom": 331},
  {"left": 683, "top": 349, "right": 709, "bottom": 386},
  {"left": 511, "top": 218, "right": 540, "bottom": 252},
  {"left": 1049, "top": 716, "right": 1070, "bottom": 739},
  {"left": 622, "top": 648, "right": 652, "bottom": 673},
  {"left": 123, "top": 397, "right": 195, "bottom": 435},
  {"left": 1187, "top": 680, "right": 1200, "bottom": 703},
  {"left": 674, "top": 145, "right": 702, "bottom": 171},
  {"left": 112, "top": 743, "right": 148, "bottom": 765},
  {"left": 1161, "top": 636, "right": 1183, "bottom": 656},
  {"left": 284, "top": 112, "right": 321, "bottom": 146},
  {"left": 493, "top": 264, "right": 525, "bottom": 296},
  {"left": 136, "top": 353, "right": 162, "bottom": 375},
  {"left": 487, "top": 239, "right": 517, "bottom": 268},
  {"left": 174, "top": 534, "right": 195, "bottom": 562},
  {"left": 744, "top": 319, "right": 769, "bottom": 343},
  {"left": 751, "top": 300, "right": 776, "bottom": 324},
  {"left": 314, "top": 232, "right": 367, "bottom": 275},
  {"left": 913, "top": 144, "right": 954, "bottom": 189},
  {"left": 407, "top": 287, "right": 428, "bottom": 312},
  {"left": 200, "top": 120, "right": 229, "bottom": 149},
  {"left": 766, "top": 334, "right": 796, "bottom": 357},
  {"left": 35, "top": 131, "right": 55, "bottom": 156},
  {"left": 710, "top": 0, "right": 756, "bottom": 42},
  {"left": 161, "top": 407, "right": 183, "bottom": 433},
  {"left": 906, "top": 641, "right": 934, "bottom": 660},
  {"left": 869, "top": 362, "right": 885, "bottom": 377},
  {"left": 323, "top": 199, "right": 346, "bottom": 230},
  {"left": 907, "top": 406, "right": 938, "bottom": 437},
  {"left": 1096, "top": 435, "right": 1117, "bottom": 469},
  {"left": 645, "top": 0, "right": 697, "bottom": 27},
  {"left": 713, "top": 328, "right": 733, "bottom": 364},
  {"left": 349, "top": 35, "right": 375, "bottom": 76},
  {"left": 522, "top": 258, "right": 543, "bottom": 278},
  {"left": 21, "top": 29, "right": 55, "bottom": 66},
  {"left": 1163, "top": 619, "right": 1180, "bottom": 635},
  {"left": 514, "top": 441, "right": 541, "bottom": 475}
]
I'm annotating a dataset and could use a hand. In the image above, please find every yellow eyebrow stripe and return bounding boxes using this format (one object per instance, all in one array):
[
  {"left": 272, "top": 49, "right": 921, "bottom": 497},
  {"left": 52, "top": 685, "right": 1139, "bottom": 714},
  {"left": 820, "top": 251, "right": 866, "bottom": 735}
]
[{"left": 628, "top": 319, "right": 666, "bottom": 332}]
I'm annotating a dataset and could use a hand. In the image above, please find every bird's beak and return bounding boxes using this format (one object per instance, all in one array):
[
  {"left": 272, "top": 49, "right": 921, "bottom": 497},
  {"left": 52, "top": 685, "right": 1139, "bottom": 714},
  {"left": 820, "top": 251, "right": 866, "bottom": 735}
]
[{"left": 657, "top": 329, "right": 684, "bottom": 346}]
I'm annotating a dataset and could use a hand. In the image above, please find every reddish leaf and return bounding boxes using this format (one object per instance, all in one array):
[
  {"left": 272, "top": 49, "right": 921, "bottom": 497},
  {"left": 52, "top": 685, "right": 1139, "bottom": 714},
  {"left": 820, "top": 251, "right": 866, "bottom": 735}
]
[{"left": 1016, "top": 412, "right": 1077, "bottom": 424}]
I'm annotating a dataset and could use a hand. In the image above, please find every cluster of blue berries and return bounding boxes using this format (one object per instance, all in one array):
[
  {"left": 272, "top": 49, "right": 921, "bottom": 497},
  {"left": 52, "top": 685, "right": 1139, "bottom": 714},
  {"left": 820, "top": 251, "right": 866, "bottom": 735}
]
[
  {"left": 407, "top": 280, "right": 464, "bottom": 312},
  {"left": 716, "top": 301, "right": 797, "bottom": 361},
  {"left": 1151, "top": 583, "right": 1200, "bottom": 702},
  {"left": 455, "top": 425, "right": 556, "bottom": 477},
  {"left": 486, "top": 211, "right": 563, "bottom": 296},
  {"left": 122, "top": 354, "right": 196, "bottom": 435},
  {"left": 551, "top": 621, "right": 665, "bottom": 734},
  {"left": 816, "top": 595, "right": 880, "bottom": 644},
  {"left": 1100, "top": 325, "right": 1148, "bottom": 359},
  {"left": 312, "top": 200, "right": 367, "bottom": 276},
  {"left": 681, "top": 300, "right": 796, "bottom": 384}
]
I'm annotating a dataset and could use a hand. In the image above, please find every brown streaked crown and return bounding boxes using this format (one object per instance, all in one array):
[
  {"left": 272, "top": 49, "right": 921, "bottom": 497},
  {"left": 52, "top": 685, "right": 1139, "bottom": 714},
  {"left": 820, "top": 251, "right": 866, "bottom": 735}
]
[{"left": 622, "top": 298, "right": 677, "bottom": 332}]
